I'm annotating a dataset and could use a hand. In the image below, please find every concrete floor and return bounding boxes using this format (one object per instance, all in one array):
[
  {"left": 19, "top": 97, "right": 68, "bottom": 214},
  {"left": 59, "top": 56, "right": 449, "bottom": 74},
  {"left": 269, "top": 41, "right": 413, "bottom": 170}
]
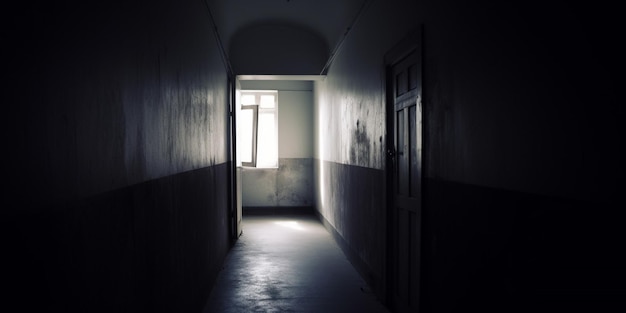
[{"left": 203, "top": 214, "right": 390, "bottom": 313}]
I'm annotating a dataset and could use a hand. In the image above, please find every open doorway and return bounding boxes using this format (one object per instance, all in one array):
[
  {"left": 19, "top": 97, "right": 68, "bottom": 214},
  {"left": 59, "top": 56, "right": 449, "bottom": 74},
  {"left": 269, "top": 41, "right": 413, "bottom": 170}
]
[{"left": 234, "top": 75, "right": 323, "bottom": 225}]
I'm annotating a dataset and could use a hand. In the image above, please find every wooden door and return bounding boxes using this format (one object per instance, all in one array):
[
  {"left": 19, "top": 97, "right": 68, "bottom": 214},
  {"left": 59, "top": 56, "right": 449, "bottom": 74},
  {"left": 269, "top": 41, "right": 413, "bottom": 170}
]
[
  {"left": 386, "top": 29, "right": 422, "bottom": 313},
  {"left": 231, "top": 78, "right": 242, "bottom": 241}
]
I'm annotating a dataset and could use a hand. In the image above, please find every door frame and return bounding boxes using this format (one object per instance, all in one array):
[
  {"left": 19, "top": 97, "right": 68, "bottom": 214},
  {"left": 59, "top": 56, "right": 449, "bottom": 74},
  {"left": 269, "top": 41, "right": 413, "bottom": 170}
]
[
  {"left": 385, "top": 25, "right": 424, "bottom": 312},
  {"left": 228, "top": 74, "right": 243, "bottom": 243}
]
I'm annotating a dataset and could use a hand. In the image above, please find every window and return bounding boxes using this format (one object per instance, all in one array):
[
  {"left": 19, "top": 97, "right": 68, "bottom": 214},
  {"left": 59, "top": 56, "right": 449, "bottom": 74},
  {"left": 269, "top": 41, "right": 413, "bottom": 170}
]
[{"left": 238, "top": 91, "right": 278, "bottom": 168}]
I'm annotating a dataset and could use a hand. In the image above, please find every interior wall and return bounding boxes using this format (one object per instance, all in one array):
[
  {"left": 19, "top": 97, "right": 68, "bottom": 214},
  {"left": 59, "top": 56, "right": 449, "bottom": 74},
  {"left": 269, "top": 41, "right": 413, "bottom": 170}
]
[
  {"left": 4, "top": 1, "right": 232, "bottom": 312},
  {"left": 313, "top": 0, "right": 421, "bottom": 299},
  {"left": 314, "top": 0, "right": 624, "bottom": 311},
  {"left": 230, "top": 23, "right": 328, "bottom": 75},
  {"left": 240, "top": 80, "right": 314, "bottom": 210}
]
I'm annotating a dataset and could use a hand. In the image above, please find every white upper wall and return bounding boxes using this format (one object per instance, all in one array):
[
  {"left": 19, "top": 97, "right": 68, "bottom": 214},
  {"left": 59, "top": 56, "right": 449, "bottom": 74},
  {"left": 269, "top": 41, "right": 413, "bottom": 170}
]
[{"left": 240, "top": 80, "right": 314, "bottom": 159}]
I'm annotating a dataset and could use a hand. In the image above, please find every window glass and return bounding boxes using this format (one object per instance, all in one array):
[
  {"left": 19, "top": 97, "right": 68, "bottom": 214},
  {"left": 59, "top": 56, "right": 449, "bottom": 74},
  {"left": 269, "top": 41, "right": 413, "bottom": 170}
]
[
  {"left": 238, "top": 90, "right": 278, "bottom": 168},
  {"left": 256, "top": 111, "right": 277, "bottom": 168},
  {"left": 259, "top": 95, "right": 276, "bottom": 108},
  {"left": 239, "top": 108, "right": 254, "bottom": 164},
  {"left": 241, "top": 94, "right": 256, "bottom": 105}
]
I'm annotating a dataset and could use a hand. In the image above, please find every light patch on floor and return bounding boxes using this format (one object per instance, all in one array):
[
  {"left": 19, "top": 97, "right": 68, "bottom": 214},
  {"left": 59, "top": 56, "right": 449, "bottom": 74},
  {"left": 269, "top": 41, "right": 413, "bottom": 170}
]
[{"left": 274, "top": 220, "right": 307, "bottom": 231}]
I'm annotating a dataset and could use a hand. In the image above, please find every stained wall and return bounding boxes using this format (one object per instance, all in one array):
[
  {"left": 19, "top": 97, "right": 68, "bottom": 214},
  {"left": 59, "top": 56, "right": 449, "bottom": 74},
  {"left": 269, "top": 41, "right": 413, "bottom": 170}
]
[
  {"left": 3, "top": 1, "right": 232, "bottom": 311},
  {"left": 314, "top": 0, "right": 624, "bottom": 311}
]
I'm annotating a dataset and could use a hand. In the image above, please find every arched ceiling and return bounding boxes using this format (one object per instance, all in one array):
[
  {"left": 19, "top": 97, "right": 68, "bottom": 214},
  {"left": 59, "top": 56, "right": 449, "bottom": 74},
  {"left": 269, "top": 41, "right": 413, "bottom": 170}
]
[{"left": 205, "top": 0, "right": 367, "bottom": 56}]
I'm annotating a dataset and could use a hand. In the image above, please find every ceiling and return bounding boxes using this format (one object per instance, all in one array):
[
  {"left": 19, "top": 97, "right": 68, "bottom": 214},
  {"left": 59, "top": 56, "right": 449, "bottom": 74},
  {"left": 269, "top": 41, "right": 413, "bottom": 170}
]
[{"left": 205, "top": 0, "right": 368, "bottom": 57}]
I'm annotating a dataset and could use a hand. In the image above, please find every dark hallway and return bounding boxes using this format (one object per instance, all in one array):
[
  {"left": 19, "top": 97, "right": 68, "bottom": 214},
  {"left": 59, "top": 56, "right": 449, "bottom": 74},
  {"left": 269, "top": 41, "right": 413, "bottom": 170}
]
[{"left": 3, "top": 0, "right": 625, "bottom": 312}]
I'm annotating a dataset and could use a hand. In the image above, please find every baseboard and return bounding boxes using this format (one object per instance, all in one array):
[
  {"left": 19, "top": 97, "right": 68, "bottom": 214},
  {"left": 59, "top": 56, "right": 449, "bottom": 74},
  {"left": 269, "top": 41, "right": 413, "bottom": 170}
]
[{"left": 243, "top": 206, "right": 315, "bottom": 216}]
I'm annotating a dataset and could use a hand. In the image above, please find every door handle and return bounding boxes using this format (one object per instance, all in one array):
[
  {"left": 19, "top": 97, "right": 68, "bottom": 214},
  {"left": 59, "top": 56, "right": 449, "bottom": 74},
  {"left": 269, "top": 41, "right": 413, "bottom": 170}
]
[{"left": 387, "top": 149, "right": 403, "bottom": 157}]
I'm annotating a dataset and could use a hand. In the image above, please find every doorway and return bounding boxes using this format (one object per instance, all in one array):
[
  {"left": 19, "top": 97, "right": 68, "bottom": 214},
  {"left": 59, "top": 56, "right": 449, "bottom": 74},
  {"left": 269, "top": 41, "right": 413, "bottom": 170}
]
[
  {"left": 385, "top": 27, "right": 423, "bottom": 313},
  {"left": 233, "top": 75, "right": 321, "bottom": 223}
]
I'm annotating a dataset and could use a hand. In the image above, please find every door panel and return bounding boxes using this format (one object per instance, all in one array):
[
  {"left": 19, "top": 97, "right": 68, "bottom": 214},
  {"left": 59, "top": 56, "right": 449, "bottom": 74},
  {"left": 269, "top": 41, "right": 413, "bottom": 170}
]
[
  {"left": 387, "top": 35, "right": 422, "bottom": 313},
  {"left": 397, "top": 109, "right": 408, "bottom": 196}
]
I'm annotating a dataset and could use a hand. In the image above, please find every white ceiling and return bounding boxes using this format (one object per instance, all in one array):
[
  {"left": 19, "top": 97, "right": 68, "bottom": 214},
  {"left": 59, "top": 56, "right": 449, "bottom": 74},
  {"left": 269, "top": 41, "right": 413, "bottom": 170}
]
[{"left": 205, "top": 0, "right": 368, "bottom": 55}]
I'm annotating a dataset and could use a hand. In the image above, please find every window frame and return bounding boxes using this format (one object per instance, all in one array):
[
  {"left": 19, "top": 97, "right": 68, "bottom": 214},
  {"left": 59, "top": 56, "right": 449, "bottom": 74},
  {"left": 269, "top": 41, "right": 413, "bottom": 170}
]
[
  {"left": 239, "top": 90, "right": 278, "bottom": 168},
  {"left": 240, "top": 104, "right": 258, "bottom": 167}
]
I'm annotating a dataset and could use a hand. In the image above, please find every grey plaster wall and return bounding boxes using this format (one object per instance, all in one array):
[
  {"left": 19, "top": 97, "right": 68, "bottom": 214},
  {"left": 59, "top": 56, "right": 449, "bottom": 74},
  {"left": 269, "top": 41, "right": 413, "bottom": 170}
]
[
  {"left": 316, "top": 0, "right": 623, "bottom": 201},
  {"left": 4, "top": 1, "right": 232, "bottom": 311},
  {"left": 314, "top": 0, "right": 624, "bottom": 310},
  {"left": 313, "top": 0, "right": 418, "bottom": 293},
  {"left": 242, "top": 158, "right": 314, "bottom": 207},
  {"left": 8, "top": 0, "right": 229, "bottom": 208}
]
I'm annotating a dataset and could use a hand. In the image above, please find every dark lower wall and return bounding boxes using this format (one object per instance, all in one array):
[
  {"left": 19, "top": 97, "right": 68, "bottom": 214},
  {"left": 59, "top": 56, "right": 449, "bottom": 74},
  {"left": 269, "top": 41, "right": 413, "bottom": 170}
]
[
  {"left": 314, "top": 159, "right": 386, "bottom": 297},
  {"left": 315, "top": 160, "right": 626, "bottom": 313},
  {"left": 421, "top": 178, "right": 626, "bottom": 313},
  {"left": 3, "top": 163, "right": 231, "bottom": 313}
]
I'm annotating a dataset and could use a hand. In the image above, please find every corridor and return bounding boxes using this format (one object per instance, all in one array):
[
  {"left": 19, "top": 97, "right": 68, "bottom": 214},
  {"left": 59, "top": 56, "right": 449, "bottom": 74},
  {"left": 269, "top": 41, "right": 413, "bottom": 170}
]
[
  {"left": 203, "top": 214, "right": 389, "bottom": 313},
  {"left": 5, "top": 0, "right": 624, "bottom": 312}
]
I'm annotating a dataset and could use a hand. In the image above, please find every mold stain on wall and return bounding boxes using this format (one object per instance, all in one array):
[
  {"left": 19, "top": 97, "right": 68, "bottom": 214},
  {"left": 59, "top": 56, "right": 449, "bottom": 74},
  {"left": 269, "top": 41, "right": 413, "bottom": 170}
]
[
  {"left": 276, "top": 158, "right": 313, "bottom": 206},
  {"left": 242, "top": 158, "right": 313, "bottom": 208},
  {"left": 350, "top": 119, "right": 371, "bottom": 166}
]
